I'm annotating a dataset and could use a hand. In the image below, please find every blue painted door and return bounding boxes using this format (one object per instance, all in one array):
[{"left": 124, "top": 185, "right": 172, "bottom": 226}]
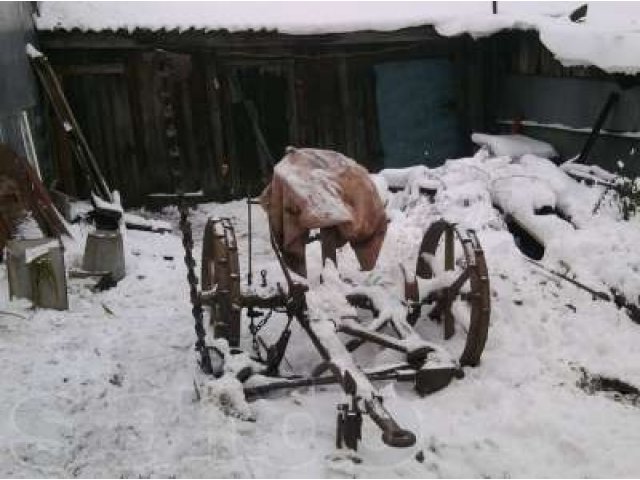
[{"left": 375, "top": 58, "right": 465, "bottom": 168}]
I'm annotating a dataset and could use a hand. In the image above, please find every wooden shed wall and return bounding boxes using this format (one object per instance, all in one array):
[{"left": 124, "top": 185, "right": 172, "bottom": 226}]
[
  {"left": 493, "top": 30, "right": 640, "bottom": 173},
  {"left": 39, "top": 28, "right": 486, "bottom": 206}
]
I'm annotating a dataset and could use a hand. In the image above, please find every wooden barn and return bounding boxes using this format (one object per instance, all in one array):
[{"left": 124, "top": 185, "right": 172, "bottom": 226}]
[
  {"left": 32, "top": 3, "right": 640, "bottom": 207},
  {"left": 34, "top": 5, "right": 501, "bottom": 206}
]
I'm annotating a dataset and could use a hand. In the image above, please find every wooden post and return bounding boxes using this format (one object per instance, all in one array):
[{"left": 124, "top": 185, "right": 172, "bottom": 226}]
[
  {"left": 286, "top": 58, "right": 299, "bottom": 146},
  {"left": 338, "top": 56, "right": 356, "bottom": 159}
]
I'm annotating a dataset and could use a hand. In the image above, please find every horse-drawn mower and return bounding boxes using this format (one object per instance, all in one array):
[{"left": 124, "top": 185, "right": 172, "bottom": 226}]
[{"left": 180, "top": 147, "right": 491, "bottom": 451}]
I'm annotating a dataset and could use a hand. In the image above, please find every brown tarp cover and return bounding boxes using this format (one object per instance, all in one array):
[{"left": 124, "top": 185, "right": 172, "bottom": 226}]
[
  {"left": 0, "top": 144, "right": 29, "bottom": 251},
  {"left": 260, "top": 147, "right": 387, "bottom": 276}
]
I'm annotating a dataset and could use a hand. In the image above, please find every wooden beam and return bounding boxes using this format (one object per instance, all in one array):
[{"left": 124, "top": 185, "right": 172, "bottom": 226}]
[
  {"left": 38, "top": 25, "right": 444, "bottom": 52},
  {"left": 56, "top": 64, "right": 125, "bottom": 76}
]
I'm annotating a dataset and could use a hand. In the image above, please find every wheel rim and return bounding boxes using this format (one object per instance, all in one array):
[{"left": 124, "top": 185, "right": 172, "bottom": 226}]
[{"left": 414, "top": 220, "right": 490, "bottom": 366}]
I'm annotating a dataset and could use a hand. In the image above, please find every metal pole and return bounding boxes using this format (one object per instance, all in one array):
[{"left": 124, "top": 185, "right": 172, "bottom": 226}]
[
  {"left": 578, "top": 91, "right": 620, "bottom": 163},
  {"left": 247, "top": 193, "right": 253, "bottom": 286}
]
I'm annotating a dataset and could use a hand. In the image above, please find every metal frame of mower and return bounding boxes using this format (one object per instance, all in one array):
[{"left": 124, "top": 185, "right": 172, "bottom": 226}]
[
  {"left": 195, "top": 205, "right": 490, "bottom": 451},
  {"left": 150, "top": 46, "right": 491, "bottom": 451}
]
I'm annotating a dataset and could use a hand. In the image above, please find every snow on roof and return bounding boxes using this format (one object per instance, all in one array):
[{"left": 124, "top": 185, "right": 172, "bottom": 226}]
[
  {"left": 32, "top": 1, "right": 496, "bottom": 34},
  {"left": 34, "top": 1, "right": 640, "bottom": 74},
  {"left": 34, "top": 1, "right": 578, "bottom": 34}
]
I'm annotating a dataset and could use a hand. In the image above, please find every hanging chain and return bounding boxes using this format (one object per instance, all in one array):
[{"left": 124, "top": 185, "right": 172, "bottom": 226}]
[
  {"left": 248, "top": 308, "right": 273, "bottom": 359},
  {"left": 157, "top": 52, "right": 212, "bottom": 374}
]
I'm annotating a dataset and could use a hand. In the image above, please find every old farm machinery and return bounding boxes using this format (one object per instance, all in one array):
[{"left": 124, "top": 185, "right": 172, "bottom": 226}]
[{"left": 178, "top": 147, "right": 491, "bottom": 451}]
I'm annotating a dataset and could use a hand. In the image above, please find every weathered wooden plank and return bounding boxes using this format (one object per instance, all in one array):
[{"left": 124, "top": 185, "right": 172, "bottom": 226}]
[
  {"left": 124, "top": 53, "right": 146, "bottom": 204},
  {"left": 177, "top": 72, "right": 199, "bottom": 192},
  {"left": 138, "top": 52, "right": 170, "bottom": 194},
  {"left": 205, "top": 54, "right": 227, "bottom": 196},
  {"left": 219, "top": 67, "right": 240, "bottom": 196},
  {"left": 187, "top": 53, "right": 215, "bottom": 196},
  {"left": 50, "top": 103, "right": 77, "bottom": 195},
  {"left": 111, "top": 75, "right": 138, "bottom": 203},
  {"left": 285, "top": 58, "right": 299, "bottom": 145},
  {"left": 79, "top": 75, "right": 106, "bottom": 196},
  {"left": 338, "top": 56, "right": 356, "bottom": 158}
]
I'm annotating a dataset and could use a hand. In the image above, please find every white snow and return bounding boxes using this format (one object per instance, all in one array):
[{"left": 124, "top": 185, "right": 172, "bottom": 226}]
[
  {"left": 24, "top": 43, "right": 43, "bottom": 59},
  {"left": 91, "top": 191, "right": 123, "bottom": 215},
  {"left": 472, "top": 133, "right": 558, "bottom": 159},
  {"left": 539, "top": 21, "right": 640, "bottom": 74},
  {"left": 498, "top": 119, "right": 640, "bottom": 140},
  {"left": 34, "top": 1, "right": 640, "bottom": 74},
  {"left": 124, "top": 212, "right": 172, "bottom": 233},
  {"left": 561, "top": 161, "right": 619, "bottom": 186},
  {"left": 33, "top": 2, "right": 495, "bottom": 34},
  {"left": 23, "top": 240, "right": 61, "bottom": 265},
  {"left": 2, "top": 151, "right": 640, "bottom": 477},
  {"left": 13, "top": 213, "right": 44, "bottom": 240}
]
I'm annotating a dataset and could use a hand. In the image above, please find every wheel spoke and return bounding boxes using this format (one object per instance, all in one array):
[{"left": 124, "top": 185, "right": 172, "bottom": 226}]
[
  {"left": 444, "top": 225, "right": 454, "bottom": 271},
  {"left": 448, "top": 268, "right": 471, "bottom": 296},
  {"left": 443, "top": 300, "right": 455, "bottom": 340}
]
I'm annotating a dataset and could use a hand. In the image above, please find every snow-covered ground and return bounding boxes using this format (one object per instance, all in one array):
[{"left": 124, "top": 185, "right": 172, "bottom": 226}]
[{"left": 2, "top": 152, "right": 640, "bottom": 478}]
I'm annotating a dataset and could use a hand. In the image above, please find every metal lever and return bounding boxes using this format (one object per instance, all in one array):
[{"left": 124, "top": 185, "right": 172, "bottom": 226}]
[{"left": 365, "top": 396, "right": 416, "bottom": 448}]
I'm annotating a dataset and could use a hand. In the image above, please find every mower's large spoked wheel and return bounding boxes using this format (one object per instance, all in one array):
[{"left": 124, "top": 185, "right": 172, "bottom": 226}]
[
  {"left": 413, "top": 220, "right": 490, "bottom": 366},
  {"left": 202, "top": 217, "right": 242, "bottom": 347}
]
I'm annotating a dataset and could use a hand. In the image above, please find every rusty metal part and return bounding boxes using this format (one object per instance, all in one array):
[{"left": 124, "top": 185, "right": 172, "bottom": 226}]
[
  {"left": 414, "top": 220, "right": 490, "bottom": 367},
  {"left": 524, "top": 257, "right": 610, "bottom": 301},
  {"left": 201, "top": 217, "right": 242, "bottom": 346},
  {"left": 364, "top": 396, "right": 416, "bottom": 448},
  {"left": 199, "top": 215, "right": 485, "bottom": 451},
  {"left": 525, "top": 258, "right": 640, "bottom": 323},
  {"left": 266, "top": 222, "right": 417, "bottom": 448},
  {"left": 244, "top": 363, "right": 458, "bottom": 399},
  {"left": 262, "top": 316, "right": 293, "bottom": 376},
  {"left": 336, "top": 292, "right": 425, "bottom": 367},
  {"left": 336, "top": 401, "right": 362, "bottom": 450},
  {"left": 337, "top": 323, "right": 411, "bottom": 354},
  {"left": 345, "top": 293, "right": 380, "bottom": 317}
]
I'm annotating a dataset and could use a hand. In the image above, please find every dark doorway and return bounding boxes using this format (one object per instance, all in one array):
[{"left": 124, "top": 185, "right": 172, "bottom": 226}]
[
  {"left": 374, "top": 57, "right": 465, "bottom": 168},
  {"left": 229, "top": 66, "right": 289, "bottom": 195}
]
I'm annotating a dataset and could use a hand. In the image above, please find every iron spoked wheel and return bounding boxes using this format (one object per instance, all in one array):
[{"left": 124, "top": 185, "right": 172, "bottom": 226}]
[
  {"left": 201, "top": 217, "right": 242, "bottom": 347},
  {"left": 414, "top": 220, "right": 490, "bottom": 366}
]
